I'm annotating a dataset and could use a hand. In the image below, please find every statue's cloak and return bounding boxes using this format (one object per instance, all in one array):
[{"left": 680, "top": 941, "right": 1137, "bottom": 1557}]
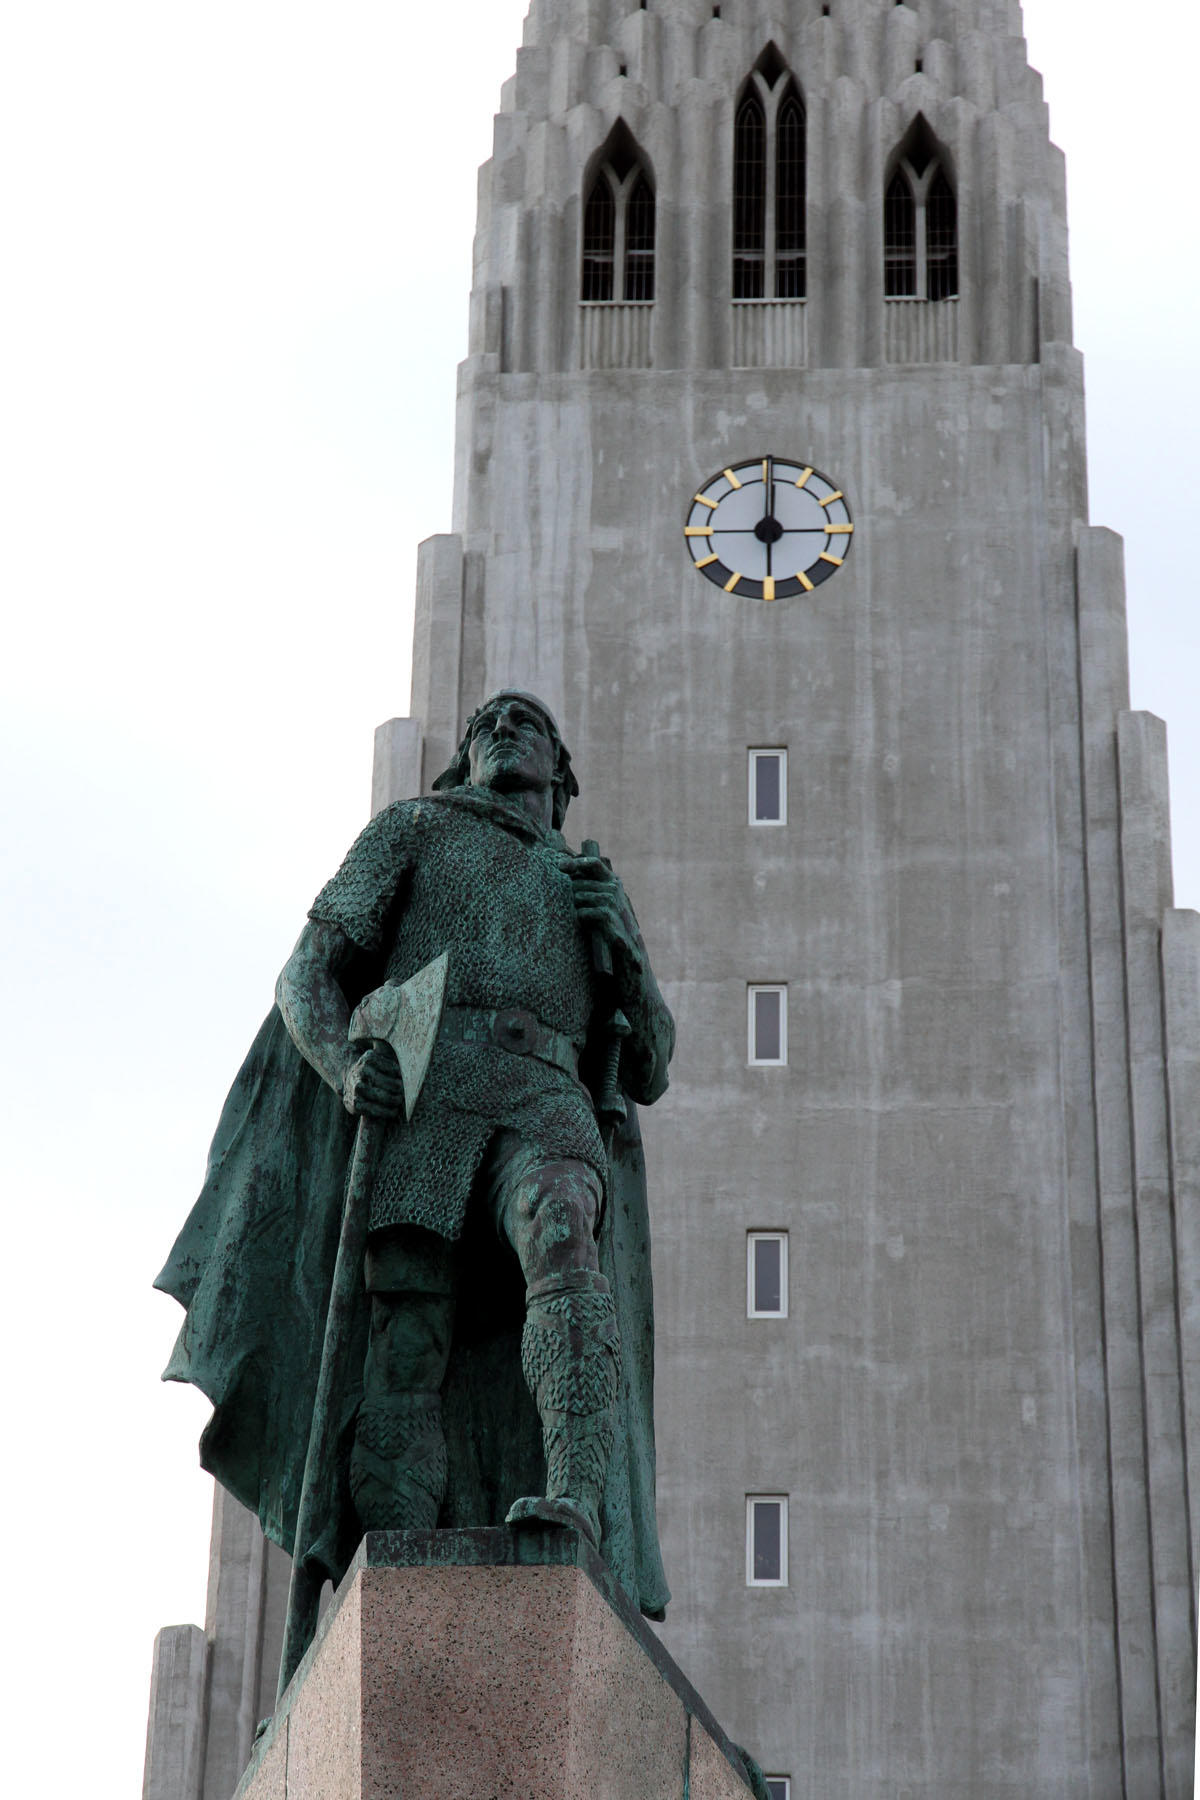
[{"left": 155, "top": 1008, "right": 671, "bottom": 1620}]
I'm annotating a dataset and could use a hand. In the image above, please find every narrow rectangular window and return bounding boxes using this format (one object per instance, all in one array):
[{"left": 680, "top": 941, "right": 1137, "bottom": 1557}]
[
  {"left": 749, "top": 986, "right": 787, "bottom": 1065},
  {"left": 749, "top": 748, "right": 786, "bottom": 824},
  {"left": 746, "top": 1496, "right": 788, "bottom": 1585},
  {"left": 748, "top": 1232, "right": 788, "bottom": 1317},
  {"left": 765, "top": 1781, "right": 791, "bottom": 1800}
]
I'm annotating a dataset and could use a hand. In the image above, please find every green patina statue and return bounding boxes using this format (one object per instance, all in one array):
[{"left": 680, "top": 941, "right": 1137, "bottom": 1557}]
[{"left": 156, "top": 692, "right": 675, "bottom": 1693}]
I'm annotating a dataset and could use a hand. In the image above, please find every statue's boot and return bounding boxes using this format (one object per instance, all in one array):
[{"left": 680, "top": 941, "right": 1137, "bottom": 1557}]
[
  {"left": 349, "top": 1389, "right": 447, "bottom": 1531},
  {"left": 506, "top": 1269, "right": 620, "bottom": 1549}
]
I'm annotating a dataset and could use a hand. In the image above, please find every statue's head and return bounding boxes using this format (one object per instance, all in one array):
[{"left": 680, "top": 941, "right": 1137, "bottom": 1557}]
[{"left": 432, "top": 690, "right": 580, "bottom": 829}]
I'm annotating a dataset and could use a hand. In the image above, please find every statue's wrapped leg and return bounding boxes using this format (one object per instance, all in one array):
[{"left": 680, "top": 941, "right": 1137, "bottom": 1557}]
[
  {"left": 515, "top": 1268, "right": 620, "bottom": 1547},
  {"left": 493, "top": 1144, "right": 619, "bottom": 1548},
  {"left": 351, "top": 1227, "right": 455, "bottom": 1532}
]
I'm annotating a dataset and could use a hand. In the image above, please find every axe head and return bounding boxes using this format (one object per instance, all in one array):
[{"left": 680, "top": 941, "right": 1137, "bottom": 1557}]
[{"left": 348, "top": 951, "right": 449, "bottom": 1122}]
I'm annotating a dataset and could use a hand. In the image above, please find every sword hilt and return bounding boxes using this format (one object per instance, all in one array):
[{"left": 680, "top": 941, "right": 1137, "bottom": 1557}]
[
  {"left": 581, "top": 840, "right": 613, "bottom": 979},
  {"left": 599, "top": 1009, "right": 631, "bottom": 1127}
]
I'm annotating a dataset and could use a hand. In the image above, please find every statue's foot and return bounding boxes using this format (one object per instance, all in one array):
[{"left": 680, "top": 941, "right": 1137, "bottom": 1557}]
[{"left": 505, "top": 1494, "right": 599, "bottom": 1549}]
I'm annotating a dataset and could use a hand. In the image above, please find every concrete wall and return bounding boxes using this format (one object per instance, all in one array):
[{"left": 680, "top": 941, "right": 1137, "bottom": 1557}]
[{"left": 409, "top": 1, "right": 1198, "bottom": 1793}]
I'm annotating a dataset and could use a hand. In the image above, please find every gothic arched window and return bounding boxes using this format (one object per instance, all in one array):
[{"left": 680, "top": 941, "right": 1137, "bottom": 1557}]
[
  {"left": 775, "top": 90, "right": 807, "bottom": 298},
  {"left": 925, "top": 167, "right": 958, "bottom": 301},
  {"left": 885, "top": 121, "right": 957, "bottom": 301},
  {"left": 733, "top": 93, "right": 766, "bottom": 297},
  {"left": 580, "top": 127, "right": 656, "bottom": 304},
  {"left": 624, "top": 173, "right": 656, "bottom": 301},
  {"left": 732, "top": 50, "right": 806, "bottom": 300},
  {"left": 582, "top": 173, "right": 616, "bottom": 302},
  {"left": 884, "top": 170, "right": 917, "bottom": 297}
]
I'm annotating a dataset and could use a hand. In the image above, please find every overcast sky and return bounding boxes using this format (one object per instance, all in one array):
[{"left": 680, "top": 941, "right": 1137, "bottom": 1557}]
[{"left": 1, "top": 3, "right": 1197, "bottom": 1794}]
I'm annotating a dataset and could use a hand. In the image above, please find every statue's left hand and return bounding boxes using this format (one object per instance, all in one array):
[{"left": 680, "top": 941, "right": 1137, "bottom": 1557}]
[
  {"left": 559, "top": 851, "right": 641, "bottom": 969},
  {"left": 342, "top": 1044, "right": 405, "bottom": 1119}
]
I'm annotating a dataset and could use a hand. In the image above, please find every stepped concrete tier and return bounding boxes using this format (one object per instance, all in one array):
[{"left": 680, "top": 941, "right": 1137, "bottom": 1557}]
[{"left": 233, "top": 1526, "right": 762, "bottom": 1800}]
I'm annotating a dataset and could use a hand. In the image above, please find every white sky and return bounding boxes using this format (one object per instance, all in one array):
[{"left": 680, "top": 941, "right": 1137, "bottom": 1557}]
[{"left": 0, "top": 3, "right": 1196, "bottom": 1793}]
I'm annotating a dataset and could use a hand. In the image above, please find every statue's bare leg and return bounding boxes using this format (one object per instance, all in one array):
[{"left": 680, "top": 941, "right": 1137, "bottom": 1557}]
[
  {"left": 493, "top": 1140, "right": 619, "bottom": 1548},
  {"left": 350, "top": 1227, "right": 455, "bottom": 1532}
]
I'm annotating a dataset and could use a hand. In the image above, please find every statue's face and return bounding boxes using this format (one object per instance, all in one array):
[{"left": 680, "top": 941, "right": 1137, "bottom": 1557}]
[{"left": 466, "top": 696, "right": 557, "bottom": 799}]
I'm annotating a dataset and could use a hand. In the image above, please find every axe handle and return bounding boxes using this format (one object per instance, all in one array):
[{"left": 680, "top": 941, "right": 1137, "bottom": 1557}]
[{"left": 277, "top": 1107, "right": 379, "bottom": 1703}]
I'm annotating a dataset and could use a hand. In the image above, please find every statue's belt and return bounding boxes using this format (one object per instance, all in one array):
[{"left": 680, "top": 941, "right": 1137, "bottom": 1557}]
[{"left": 438, "top": 1006, "right": 582, "bottom": 1078}]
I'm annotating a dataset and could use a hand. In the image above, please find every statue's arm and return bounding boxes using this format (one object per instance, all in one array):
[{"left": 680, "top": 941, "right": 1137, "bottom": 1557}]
[
  {"left": 561, "top": 852, "right": 675, "bottom": 1105},
  {"left": 610, "top": 918, "right": 675, "bottom": 1106},
  {"left": 276, "top": 919, "right": 403, "bottom": 1118}
]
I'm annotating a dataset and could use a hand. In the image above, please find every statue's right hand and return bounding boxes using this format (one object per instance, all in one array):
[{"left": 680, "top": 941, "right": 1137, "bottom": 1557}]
[{"left": 342, "top": 1044, "right": 404, "bottom": 1119}]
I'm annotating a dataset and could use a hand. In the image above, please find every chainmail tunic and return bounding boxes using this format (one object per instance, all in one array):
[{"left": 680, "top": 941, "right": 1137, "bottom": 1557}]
[{"left": 309, "top": 787, "right": 605, "bottom": 1238}]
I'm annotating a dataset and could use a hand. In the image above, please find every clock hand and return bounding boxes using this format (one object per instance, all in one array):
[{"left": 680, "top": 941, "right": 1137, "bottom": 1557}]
[
  {"left": 770, "top": 457, "right": 780, "bottom": 576},
  {"left": 753, "top": 456, "right": 784, "bottom": 574}
]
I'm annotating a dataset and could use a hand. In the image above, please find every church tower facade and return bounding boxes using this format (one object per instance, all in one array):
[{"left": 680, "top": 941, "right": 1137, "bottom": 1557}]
[
  {"left": 145, "top": 4, "right": 1200, "bottom": 1797},
  {"left": 408, "top": 0, "right": 1200, "bottom": 1793}
]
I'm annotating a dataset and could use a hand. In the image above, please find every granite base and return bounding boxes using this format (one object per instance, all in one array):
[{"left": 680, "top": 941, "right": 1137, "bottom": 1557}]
[{"left": 235, "top": 1527, "right": 759, "bottom": 1800}]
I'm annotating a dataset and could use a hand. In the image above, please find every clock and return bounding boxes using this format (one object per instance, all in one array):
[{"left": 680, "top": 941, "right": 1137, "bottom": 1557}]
[{"left": 683, "top": 456, "right": 854, "bottom": 601}]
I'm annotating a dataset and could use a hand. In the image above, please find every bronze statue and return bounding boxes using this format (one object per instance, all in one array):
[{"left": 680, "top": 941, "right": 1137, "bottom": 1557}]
[{"left": 156, "top": 693, "right": 675, "bottom": 1693}]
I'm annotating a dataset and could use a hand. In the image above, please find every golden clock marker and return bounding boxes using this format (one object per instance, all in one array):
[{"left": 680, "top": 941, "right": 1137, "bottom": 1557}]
[
  {"left": 694, "top": 553, "right": 718, "bottom": 568},
  {"left": 763, "top": 577, "right": 776, "bottom": 601},
  {"left": 819, "top": 552, "right": 843, "bottom": 566},
  {"left": 724, "top": 571, "right": 742, "bottom": 592},
  {"left": 684, "top": 526, "right": 714, "bottom": 536},
  {"left": 819, "top": 490, "right": 844, "bottom": 508},
  {"left": 694, "top": 494, "right": 718, "bottom": 509},
  {"left": 797, "top": 570, "right": 814, "bottom": 591},
  {"left": 827, "top": 523, "right": 854, "bottom": 534},
  {"left": 795, "top": 467, "right": 813, "bottom": 489},
  {"left": 723, "top": 467, "right": 742, "bottom": 488}
]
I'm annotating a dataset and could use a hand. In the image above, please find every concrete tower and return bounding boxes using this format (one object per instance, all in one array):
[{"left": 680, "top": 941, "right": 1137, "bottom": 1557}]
[{"left": 145, "top": 4, "right": 1200, "bottom": 1797}]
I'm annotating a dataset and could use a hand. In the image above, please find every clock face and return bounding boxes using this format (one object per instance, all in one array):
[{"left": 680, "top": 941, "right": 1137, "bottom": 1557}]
[{"left": 684, "top": 456, "right": 854, "bottom": 601}]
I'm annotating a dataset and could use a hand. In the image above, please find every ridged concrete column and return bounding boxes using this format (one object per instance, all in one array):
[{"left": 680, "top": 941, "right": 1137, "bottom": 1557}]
[
  {"left": 924, "top": 38, "right": 954, "bottom": 91},
  {"left": 1163, "top": 909, "right": 1200, "bottom": 1613},
  {"left": 689, "top": 46, "right": 727, "bottom": 372},
  {"left": 652, "top": 134, "right": 684, "bottom": 373},
  {"left": 859, "top": 100, "right": 887, "bottom": 368},
  {"left": 1117, "top": 710, "right": 1195, "bottom": 1797},
  {"left": 948, "top": 96, "right": 980, "bottom": 366},
  {"left": 957, "top": 28, "right": 997, "bottom": 112},
  {"left": 410, "top": 534, "right": 465, "bottom": 788},
  {"left": 456, "top": 552, "right": 489, "bottom": 729},
  {"left": 794, "top": 80, "right": 821, "bottom": 366},
  {"left": 976, "top": 110, "right": 1014, "bottom": 364},
  {"left": 201, "top": 1488, "right": 271, "bottom": 1800},
  {"left": 142, "top": 1625, "right": 208, "bottom": 1800},
  {"left": 825, "top": 77, "right": 866, "bottom": 369},
  {"left": 1075, "top": 527, "right": 1160, "bottom": 1796},
  {"left": 371, "top": 718, "right": 423, "bottom": 816},
  {"left": 884, "top": 4, "right": 921, "bottom": 94}
]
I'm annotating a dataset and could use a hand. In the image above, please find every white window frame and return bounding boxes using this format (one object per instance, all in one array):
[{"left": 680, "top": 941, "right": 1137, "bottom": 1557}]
[
  {"left": 748, "top": 985, "right": 788, "bottom": 1066},
  {"left": 764, "top": 1781, "right": 791, "bottom": 1800},
  {"left": 747, "top": 1231, "right": 789, "bottom": 1318},
  {"left": 748, "top": 748, "right": 787, "bottom": 826},
  {"left": 746, "top": 1494, "right": 789, "bottom": 1587}
]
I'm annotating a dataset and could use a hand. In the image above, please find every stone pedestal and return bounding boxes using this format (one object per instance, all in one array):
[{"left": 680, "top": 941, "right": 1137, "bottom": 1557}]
[{"left": 236, "top": 1527, "right": 760, "bottom": 1800}]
